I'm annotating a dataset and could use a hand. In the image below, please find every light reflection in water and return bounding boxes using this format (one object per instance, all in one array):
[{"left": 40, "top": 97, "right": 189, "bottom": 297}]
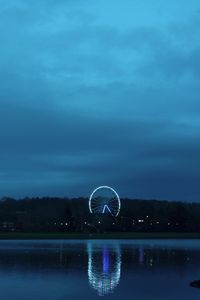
[
  {"left": 139, "top": 246, "right": 144, "bottom": 265},
  {"left": 87, "top": 242, "right": 121, "bottom": 296}
]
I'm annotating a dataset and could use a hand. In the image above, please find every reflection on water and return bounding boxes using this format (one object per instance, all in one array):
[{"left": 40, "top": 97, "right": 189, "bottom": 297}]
[
  {"left": 0, "top": 240, "right": 200, "bottom": 299},
  {"left": 87, "top": 242, "right": 121, "bottom": 296}
]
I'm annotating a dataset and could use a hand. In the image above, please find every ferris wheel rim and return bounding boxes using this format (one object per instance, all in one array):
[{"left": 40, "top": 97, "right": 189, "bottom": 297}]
[{"left": 89, "top": 186, "right": 121, "bottom": 216}]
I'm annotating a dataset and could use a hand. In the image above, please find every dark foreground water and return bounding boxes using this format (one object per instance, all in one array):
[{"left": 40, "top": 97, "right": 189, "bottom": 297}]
[{"left": 0, "top": 239, "right": 200, "bottom": 299}]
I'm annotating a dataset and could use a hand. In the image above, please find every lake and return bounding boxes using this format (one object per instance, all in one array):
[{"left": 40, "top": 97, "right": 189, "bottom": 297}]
[{"left": 0, "top": 239, "right": 200, "bottom": 299}]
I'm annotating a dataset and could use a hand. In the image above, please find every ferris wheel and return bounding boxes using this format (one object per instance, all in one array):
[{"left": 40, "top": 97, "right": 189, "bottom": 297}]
[{"left": 89, "top": 186, "right": 121, "bottom": 217}]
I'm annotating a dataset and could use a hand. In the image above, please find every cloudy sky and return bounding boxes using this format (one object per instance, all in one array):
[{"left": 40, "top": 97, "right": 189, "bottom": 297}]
[{"left": 0, "top": 0, "right": 200, "bottom": 201}]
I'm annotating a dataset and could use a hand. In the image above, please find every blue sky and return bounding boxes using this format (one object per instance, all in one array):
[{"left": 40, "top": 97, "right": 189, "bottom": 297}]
[{"left": 0, "top": 0, "right": 200, "bottom": 200}]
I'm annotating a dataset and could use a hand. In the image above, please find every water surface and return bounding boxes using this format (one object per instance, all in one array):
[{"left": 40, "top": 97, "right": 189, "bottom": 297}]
[{"left": 0, "top": 239, "right": 200, "bottom": 299}]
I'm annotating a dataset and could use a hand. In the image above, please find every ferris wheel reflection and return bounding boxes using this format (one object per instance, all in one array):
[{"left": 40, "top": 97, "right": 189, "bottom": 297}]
[{"left": 87, "top": 242, "right": 121, "bottom": 296}]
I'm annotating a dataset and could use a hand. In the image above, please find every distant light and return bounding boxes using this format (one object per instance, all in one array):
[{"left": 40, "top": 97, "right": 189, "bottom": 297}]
[
  {"left": 138, "top": 219, "right": 144, "bottom": 223},
  {"left": 84, "top": 222, "right": 87, "bottom": 225},
  {"left": 156, "top": 221, "right": 159, "bottom": 224},
  {"left": 168, "top": 222, "right": 170, "bottom": 226},
  {"left": 146, "top": 216, "right": 149, "bottom": 218},
  {"left": 60, "top": 222, "right": 63, "bottom": 225},
  {"left": 98, "top": 221, "right": 101, "bottom": 224},
  {"left": 65, "top": 223, "right": 68, "bottom": 226},
  {"left": 149, "top": 258, "right": 153, "bottom": 266}
]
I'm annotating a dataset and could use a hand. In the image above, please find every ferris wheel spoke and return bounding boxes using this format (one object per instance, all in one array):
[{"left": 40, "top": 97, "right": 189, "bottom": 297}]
[
  {"left": 108, "top": 202, "right": 118, "bottom": 206},
  {"left": 107, "top": 201, "right": 119, "bottom": 205},
  {"left": 109, "top": 202, "right": 119, "bottom": 206},
  {"left": 110, "top": 199, "right": 119, "bottom": 203},
  {"left": 92, "top": 199, "right": 100, "bottom": 204},
  {"left": 91, "top": 206, "right": 103, "bottom": 212},
  {"left": 108, "top": 200, "right": 118, "bottom": 204},
  {"left": 91, "top": 204, "right": 102, "bottom": 209},
  {"left": 91, "top": 204, "right": 102, "bottom": 210}
]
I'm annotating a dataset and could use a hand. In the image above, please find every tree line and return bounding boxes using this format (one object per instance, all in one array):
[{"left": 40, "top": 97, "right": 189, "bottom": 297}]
[{"left": 0, "top": 197, "right": 200, "bottom": 232}]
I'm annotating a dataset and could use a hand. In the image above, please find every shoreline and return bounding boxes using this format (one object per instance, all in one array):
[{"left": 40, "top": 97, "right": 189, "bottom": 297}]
[{"left": 0, "top": 232, "right": 200, "bottom": 240}]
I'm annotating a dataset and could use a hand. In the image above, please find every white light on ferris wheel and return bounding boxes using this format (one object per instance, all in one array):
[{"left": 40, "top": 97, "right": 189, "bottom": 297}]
[{"left": 89, "top": 186, "right": 121, "bottom": 217}]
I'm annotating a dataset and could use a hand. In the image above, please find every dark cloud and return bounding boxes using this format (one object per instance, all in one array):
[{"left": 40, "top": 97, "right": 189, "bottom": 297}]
[{"left": 0, "top": 0, "right": 200, "bottom": 200}]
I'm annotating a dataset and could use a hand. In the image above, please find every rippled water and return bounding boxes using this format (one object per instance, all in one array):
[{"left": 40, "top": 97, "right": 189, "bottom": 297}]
[{"left": 0, "top": 239, "right": 200, "bottom": 299}]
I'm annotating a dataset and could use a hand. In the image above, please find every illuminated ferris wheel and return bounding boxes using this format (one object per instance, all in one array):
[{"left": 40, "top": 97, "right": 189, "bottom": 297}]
[{"left": 89, "top": 186, "right": 121, "bottom": 217}]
